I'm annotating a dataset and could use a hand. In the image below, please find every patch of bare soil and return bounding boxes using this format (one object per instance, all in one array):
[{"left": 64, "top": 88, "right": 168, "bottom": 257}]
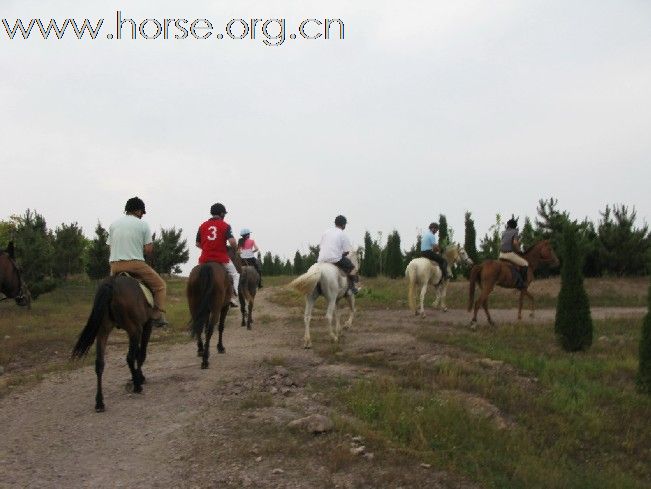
[{"left": 0, "top": 288, "right": 485, "bottom": 489}]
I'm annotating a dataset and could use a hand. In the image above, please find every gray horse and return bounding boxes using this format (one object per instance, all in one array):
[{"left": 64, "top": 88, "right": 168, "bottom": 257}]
[{"left": 238, "top": 265, "right": 259, "bottom": 329}]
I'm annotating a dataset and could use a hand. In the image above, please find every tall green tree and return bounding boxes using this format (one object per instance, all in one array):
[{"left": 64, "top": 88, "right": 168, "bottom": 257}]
[
  {"left": 53, "top": 222, "right": 87, "bottom": 279},
  {"left": 151, "top": 227, "right": 189, "bottom": 275},
  {"left": 598, "top": 205, "right": 649, "bottom": 276},
  {"left": 478, "top": 214, "right": 502, "bottom": 262},
  {"left": 261, "top": 251, "right": 274, "bottom": 275},
  {"left": 638, "top": 276, "right": 651, "bottom": 394},
  {"left": 403, "top": 233, "right": 422, "bottom": 266},
  {"left": 360, "top": 231, "right": 380, "bottom": 277},
  {"left": 85, "top": 222, "right": 111, "bottom": 280},
  {"left": 520, "top": 217, "right": 535, "bottom": 250},
  {"left": 293, "top": 250, "right": 304, "bottom": 274},
  {"left": 464, "top": 212, "right": 478, "bottom": 262},
  {"left": 555, "top": 224, "right": 593, "bottom": 351},
  {"left": 12, "top": 210, "right": 56, "bottom": 298},
  {"left": 384, "top": 230, "right": 404, "bottom": 278},
  {"left": 438, "top": 214, "right": 449, "bottom": 249}
]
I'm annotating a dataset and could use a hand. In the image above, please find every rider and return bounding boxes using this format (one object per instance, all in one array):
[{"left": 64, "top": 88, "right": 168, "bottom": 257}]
[
  {"left": 499, "top": 216, "right": 528, "bottom": 289},
  {"left": 196, "top": 203, "right": 240, "bottom": 307},
  {"left": 420, "top": 222, "right": 450, "bottom": 280},
  {"left": 237, "top": 228, "right": 263, "bottom": 288},
  {"left": 317, "top": 215, "right": 359, "bottom": 294},
  {"left": 108, "top": 197, "right": 168, "bottom": 327}
]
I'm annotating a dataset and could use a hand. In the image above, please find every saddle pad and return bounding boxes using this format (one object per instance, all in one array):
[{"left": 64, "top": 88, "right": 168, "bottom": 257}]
[{"left": 117, "top": 272, "right": 155, "bottom": 308}]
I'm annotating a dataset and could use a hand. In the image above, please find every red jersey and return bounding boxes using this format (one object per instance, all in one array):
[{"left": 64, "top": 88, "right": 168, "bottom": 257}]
[{"left": 196, "top": 218, "right": 234, "bottom": 264}]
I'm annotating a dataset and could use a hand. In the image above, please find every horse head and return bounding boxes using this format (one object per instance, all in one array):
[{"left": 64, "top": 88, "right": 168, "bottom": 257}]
[
  {"left": 456, "top": 245, "right": 474, "bottom": 267},
  {"left": 540, "top": 240, "right": 560, "bottom": 267},
  {"left": 0, "top": 243, "right": 31, "bottom": 308}
]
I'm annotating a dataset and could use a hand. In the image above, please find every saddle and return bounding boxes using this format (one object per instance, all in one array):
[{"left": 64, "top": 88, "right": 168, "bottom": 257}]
[{"left": 116, "top": 272, "right": 155, "bottom": 308}]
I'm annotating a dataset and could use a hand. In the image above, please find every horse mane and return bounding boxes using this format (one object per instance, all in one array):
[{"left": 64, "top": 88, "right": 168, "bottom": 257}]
[{"left": 523, "top": 239, "right": 548, "bottom": 255}]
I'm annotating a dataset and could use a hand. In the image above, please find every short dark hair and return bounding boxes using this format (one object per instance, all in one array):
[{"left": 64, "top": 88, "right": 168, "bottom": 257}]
[
  {"left": 210, "top": 203, "right": 227, "bottom": 216},
  {"left": 429, "top": 222, "right": 438, "bottom": 230},
  {"left": 125, "top": 197, "right": 146, "bottom": 214},
  {"left": 335, "top": 215, "right": 347, "bottom": 226}
]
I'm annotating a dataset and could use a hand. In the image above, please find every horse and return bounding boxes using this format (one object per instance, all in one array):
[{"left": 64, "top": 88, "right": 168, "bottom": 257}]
[
  {"left": 238, "top": 264, "right": 259, "bottom": 330},
  {"left": 0, "top": 242, "right": 31, "bottom": 308},
  {"left": 71, "top": 275, "right": 155, "bottom": 412},
  {"left": 406, "top": 244, "right": 473, "bottom": 318},
  {"left": 468, "top": 239, "right": 560, "bottom": 327},
  {"left": 287, "top": 251, "right": 360, "bottom": 349},
  {"left": 187, "top": 260, "right": 235, "bottom": 369}
]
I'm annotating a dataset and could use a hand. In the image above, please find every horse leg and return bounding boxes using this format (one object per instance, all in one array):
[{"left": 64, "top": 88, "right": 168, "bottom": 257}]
[
  {"left": 94, "top": 332, "right": 108, "bottom": 412},
  {"left": 137, "top": 320, "right": 153, "bottom": 385},
  {"left": 303, "top": 295, "right": 316, "bottom": 349},
  {"left": 197, "top": 336, "right": 204, "bottom": 357},
  {"left": 419, "top": 283, "right": 428, "bottom": 318},
  {"left": 518, "top": 291, "right": 524, "bottom": 320},
  {"left": 126, "top": 332, "right": 143, "bottom": 393},
  {"left": 217, "top": 306, "right": 228, "bottom": 353},
  {"left": 239, "top": 292, "right": 246, "bottom": 327},
  {"left": 480, "top": 287, "right": 496, "bottom": 327},
  {"left": 344, "top": 295, "right": 355, "bottom": 329},
  {"left": 247, "top": 299, "right": 253, "bottom": 330},
  {"left": 334, "top": 300, "right": 343, "bottom": 342},
  {"left": 523, "top": 289, "right": 535, "bottom": 318},
  {"left": 202, "top": 319, "right": 213, "bottom": 369},
  {"left": 440, "top": 282, "right": 449, "bottom": 312},
  {"left": 325, "top": 298, "right": 338, "bottom": 342}
]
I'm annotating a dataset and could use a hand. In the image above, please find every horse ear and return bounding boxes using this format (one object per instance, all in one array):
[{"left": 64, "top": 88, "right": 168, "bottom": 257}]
[{"left": 7, "top": 241, "right": 15, "bottom": 259}]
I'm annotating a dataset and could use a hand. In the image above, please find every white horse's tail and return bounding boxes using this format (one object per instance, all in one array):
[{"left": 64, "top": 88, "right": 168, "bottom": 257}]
[
  {"left": 287, "top": 265, "right": 322, "bottom": 295},
  {"left": 405, "top": 261, "right": 417, "bottom": 313}
]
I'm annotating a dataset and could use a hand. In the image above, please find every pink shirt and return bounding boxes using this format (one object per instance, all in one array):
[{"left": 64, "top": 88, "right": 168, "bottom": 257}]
[{"left": 239, "top": 238, "right": 257, "bottom": 259}]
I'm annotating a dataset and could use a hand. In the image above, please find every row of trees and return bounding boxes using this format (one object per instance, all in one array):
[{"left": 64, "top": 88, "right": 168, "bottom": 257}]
[{"left": 0, "top": 210, "right": 189, "bottom": 298}]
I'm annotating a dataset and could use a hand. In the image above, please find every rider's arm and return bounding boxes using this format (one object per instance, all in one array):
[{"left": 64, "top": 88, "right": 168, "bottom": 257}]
[
  {"left": 228, "top": 237, "right": 237, "bottom": 249},
  {"left": 195, "top": 228, "right": 202, "bottom": 249},
  {"left": 144, "top": 243, "right": 154, "bottom": 257}
]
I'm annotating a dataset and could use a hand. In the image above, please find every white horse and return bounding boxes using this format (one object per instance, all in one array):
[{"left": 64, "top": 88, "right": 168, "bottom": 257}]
[
  {"left": 406, "top": 244, "right": 473, "bottom": 318},
  {"left": 287, "top": 251, "right": 359, "bottom": 349}
]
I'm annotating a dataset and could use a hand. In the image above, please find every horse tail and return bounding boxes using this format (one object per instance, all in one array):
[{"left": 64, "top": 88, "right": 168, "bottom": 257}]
[
  {"left": 405, "top": 261, "right": 417, "bottom": 313},
  {"left": 287, "top": 265, "right": 322, "bottom": 295},
  {"left": 468, "top": 264, "right": 482, "bottom": 312},
  {"left": 191, "top": 264, "right": 215, "bottom": 338},
  {"left": 240, "top": 268, "right": 256, "bottom": 302},
  {"left": 72, "top": 280, "right": 113, "bottom": 358}
]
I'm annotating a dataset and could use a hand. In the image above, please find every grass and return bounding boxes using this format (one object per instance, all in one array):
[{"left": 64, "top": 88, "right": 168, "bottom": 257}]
[
  {"left": 271, "top": 275, "right": 648, "bottom": 311},
  {"left": 329, "top": 316, "right": 651, "bottom": 488}
]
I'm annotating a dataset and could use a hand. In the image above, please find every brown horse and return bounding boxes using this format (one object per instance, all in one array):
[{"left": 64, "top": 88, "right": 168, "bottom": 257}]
[
  {"left": 72, "top": 275, "right": 155, "bottom": 412},
  {"left": 0, "top": 242, "right": 31, "bottom": 308},
  {"left": 238, "top": 264, "right": 259, "bottom": 330},
  {"left": 468, "top": 239, "right": 559, "bottom": 326},
  {"left": 187, "top": 262, "right": 233, "bottom": 369}
]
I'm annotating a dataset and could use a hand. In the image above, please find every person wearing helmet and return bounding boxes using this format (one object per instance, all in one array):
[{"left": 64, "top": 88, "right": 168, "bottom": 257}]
[
  {"left": 237, "top": 228, "right": 263, "bottom": 288},
  {"left": 317, "top": 215, "right": 359, "bottom": 294},
  {"left": 420, "top": 222, "right": 450, "bottom": 280},
  {"left": 499, "top": 216, "right": 528, "bottom": 289},
  {"left": 196, "top": 203, "right": 240, "bottom": 307},
  {"left": 108, "top": 197, "right": 168, "bottom": 327}
]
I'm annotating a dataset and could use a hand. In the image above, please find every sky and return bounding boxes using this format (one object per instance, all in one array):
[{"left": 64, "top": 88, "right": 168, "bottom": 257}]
[{"left": 2, "top": 1, "right": 650, "bottom": 274}]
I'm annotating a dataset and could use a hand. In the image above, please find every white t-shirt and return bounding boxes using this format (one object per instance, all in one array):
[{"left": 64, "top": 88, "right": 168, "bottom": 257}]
[
  {"left": 318, "top": 227, "right": 352, "bottom": 263},
  {"left": 108, "top": 215, "right": 152, "bottom": 262}
]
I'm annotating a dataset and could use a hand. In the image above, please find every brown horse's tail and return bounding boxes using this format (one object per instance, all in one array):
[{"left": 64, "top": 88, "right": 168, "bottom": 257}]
[
  {"left": 191, "top": 264, "right": 215, "bottom": 338},
  {"left": 72, "top": 280, "right": 113, "bottom": 358},
  {"left": 468, "top": 264, "right": 482, "bottom": 312}
]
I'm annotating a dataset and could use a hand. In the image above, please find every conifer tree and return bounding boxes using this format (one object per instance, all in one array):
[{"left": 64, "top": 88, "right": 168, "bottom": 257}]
[
  {"left": 360, "top": 231, "right": 379, "bottom": 277},
  {"left": 438, "top": 214, "right": 449, "bottom": 249},
  {"left": 53, "top": 222, "right": 87, "bottom": 279},
  {"left": 293, "top": 250, "right": 304, "bottom": 274},
  {"left": 637, "top": 276, "right": 651, "bottom": 394},
  {"left": 85, "top": 222, "right": 111, "bottom": 280},
  {"left": 151, "top": 227, "right": 189, "bottom": 275},
  {"left": 12, "top": 210, "right": 56, "bottom": 298},
  {"left": 555, "top": 224, "right": 593, "bottom": 351},
  {"left": 384, "top": 230, "right": 404, "bottom": 278},
  {"left": 464, "top": 212, "right": 478, "bottom": 262}
]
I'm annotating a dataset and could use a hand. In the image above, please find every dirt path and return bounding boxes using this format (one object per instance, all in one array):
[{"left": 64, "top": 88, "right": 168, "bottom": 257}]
[{"left": 0, "top": 290, "right": 644, "bottom": 488}]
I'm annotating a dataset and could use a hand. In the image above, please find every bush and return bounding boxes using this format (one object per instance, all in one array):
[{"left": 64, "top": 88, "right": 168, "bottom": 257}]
[
  {"left": 637, "top": 278, "right": 651, "bottom": 394},
  {"left": 555, "top": 224, "right": 593, "bottom": 351}
]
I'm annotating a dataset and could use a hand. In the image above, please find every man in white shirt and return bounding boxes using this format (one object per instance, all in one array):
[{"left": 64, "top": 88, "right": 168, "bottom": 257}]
[{"left": 317, "top": 215, "right": 359, "bottom": 294}]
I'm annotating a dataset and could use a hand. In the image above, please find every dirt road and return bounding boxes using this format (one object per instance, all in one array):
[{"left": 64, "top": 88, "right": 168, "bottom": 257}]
[{"left": 0, "top": 290, "right": 644, "bottom": 488}]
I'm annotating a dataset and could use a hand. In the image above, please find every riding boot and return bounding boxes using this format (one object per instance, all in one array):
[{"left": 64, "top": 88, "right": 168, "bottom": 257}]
[{"left": 348, "top": 275, "right": 359, "bottom": 295}]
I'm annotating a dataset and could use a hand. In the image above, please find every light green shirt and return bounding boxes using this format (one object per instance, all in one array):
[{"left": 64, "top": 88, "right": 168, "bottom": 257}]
[{"left": 108, "top": 215, "right": 152, "bottom": 262}]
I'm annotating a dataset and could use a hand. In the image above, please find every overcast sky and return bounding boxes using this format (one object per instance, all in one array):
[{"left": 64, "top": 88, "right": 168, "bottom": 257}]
[{"left": 2, "top": 1, "right": 650, "bottom": 274}]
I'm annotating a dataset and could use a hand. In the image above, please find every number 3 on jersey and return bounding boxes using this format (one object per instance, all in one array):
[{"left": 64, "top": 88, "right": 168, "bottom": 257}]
[{"left": 207, "top": 226, "right": 218, "bottom": 241}]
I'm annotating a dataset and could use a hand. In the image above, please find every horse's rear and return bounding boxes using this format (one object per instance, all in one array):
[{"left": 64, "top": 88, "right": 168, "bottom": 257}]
[
  {"left": 187, "top": 262, "right": 231, "bottom": 368},
  {"left": 406, "top": 257, "right": 442, "bottom": 317},
  {"left": 239, "top": 265, "right": 259, "bottom": 329},
  {"left": 72, "top": 275, "right": 152, "bottom": 412}
]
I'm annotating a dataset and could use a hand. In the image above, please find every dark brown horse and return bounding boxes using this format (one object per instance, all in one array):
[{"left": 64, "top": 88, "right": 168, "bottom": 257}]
[
  {"left": 187, "top": 262, "right": 233, "bottom": 369},
  {"left": 71, "top": 275, "right": 155, "bottom": 412},
  {"left": 238, "top": 264, "right": 259, "bottom": 330},
  {"left": 468, "top": 240, "right": 560, "bottom": 326},
  {"left": 0, "top": 242, "right": 31, "bottom": 308}
]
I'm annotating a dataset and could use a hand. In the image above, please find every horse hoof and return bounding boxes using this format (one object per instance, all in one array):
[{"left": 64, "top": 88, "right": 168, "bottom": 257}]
[
  {"left": 133, "top": 385, "right": 143, "bottom": 394},
  {"left": 95, "top": 405, "right": 105, "bottom": 413},
  {"left": 217, "top": 346, "right": 225, "bottom": 354},
  {"left": 247, "top": 325, "right": 252, "bottom": 331},
  {"left": 201, "top": 362, "right": 209, "bottom": 369},
  {"left": 139, "top": 374, "right": 146, "bottom": 384},
  {"left": 442, "top": 308, "right": 448, "bottom": 313},
  {"left": 241, "top": 323, "right": 245, "bottom": 327}
]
